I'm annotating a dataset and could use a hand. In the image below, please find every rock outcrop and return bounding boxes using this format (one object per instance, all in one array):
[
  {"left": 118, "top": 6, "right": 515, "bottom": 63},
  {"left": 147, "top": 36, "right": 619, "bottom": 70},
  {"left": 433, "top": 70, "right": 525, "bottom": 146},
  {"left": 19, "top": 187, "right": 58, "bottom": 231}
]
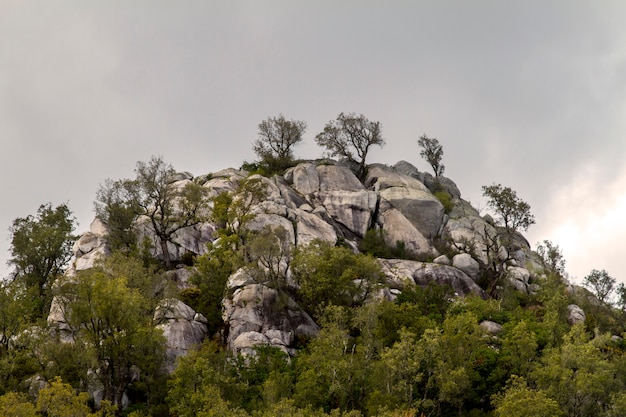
[
  {"left": 223, "top": 269, "right": 320, "bottom": 356},
  {"left": 154, "top": 299, "right": 209, "bottom": 373}
]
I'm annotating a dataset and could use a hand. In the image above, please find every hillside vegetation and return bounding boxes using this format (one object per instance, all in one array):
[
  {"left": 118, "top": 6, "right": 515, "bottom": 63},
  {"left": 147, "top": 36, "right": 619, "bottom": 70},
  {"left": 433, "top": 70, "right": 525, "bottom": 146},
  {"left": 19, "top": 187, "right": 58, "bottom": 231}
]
[{"left": 2, "top": 115, "right": 626, "bottom": 416}]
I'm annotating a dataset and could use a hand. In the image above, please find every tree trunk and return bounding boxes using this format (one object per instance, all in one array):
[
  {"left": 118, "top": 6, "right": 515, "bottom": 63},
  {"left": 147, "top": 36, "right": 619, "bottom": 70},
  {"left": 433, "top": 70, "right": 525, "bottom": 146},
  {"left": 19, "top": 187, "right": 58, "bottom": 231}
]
[{"left": 160, "top": 238, "right": 172, "bottom": 269}]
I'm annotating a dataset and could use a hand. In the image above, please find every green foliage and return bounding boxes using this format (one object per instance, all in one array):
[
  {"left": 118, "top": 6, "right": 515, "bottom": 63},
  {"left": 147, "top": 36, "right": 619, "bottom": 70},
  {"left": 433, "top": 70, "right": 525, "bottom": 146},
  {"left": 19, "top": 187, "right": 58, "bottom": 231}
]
[
  {"left": 492, "top": 375, "right": 564, "bottom": 417},
  {"left": 253, "top": 114, "right": 307, "bottom": 175},
  {"left": 315, "top": 113, "right": 385, "bottom": 179},
  {"left": 54, "top": 267, "right": 166, "bottom": 407},
  {"left": 95, "top": 155, "right": 210, "bottom": 269},
  {"left": 291, "top": 240, "right": 384, "bottom": 319},
  {"left": 0, "top": 391, "right": 37, "bottom": 417},
  {"left": 417, "top": 134, "right": 445, "bottom": 177},
  {"left": 8, "top": 202, "right": 77, "bottom": 318},
  {"left": 536, "top": 240, "right": 566, "bottom": 277},
  {"left": 433, "top": 191, "right": 453, "bottom": 214},
  {"left": 482, "top": 183, "right": 535, "bottom": 232},
  {"left": 358, "top": 229, "right": 410, "bottom": 260},
  {"left": 582, "top": 268, "right": 616, "bottom": 304}
]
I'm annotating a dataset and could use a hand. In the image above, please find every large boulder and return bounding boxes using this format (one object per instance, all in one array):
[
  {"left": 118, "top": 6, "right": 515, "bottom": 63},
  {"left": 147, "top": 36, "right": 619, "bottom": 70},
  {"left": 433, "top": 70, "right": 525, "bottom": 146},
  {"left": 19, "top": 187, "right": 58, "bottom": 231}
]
[
  {"left": 224, "top": 272, "right": 320, "bottom": 356},
  {"left": 72, "top": 218, "right": 111, "bottom": 272},
  {"left": 317, "top": 164, "right": 364, "bottom": 192},
  {"left": 366, "top": 164, "right": 430, "bottom": 193},
  {"left": 290, "top": 163, "right": 320, "bottom": 194},
  {"left": 507, "top": 266, "right": 530, "bottom": 293},
  {"left": 379, "top": 187, "right": 444, "bottom": 239},
  {"left": 452, "top": 253, "right": 480, "bottom": 280},
  {"left": 154, "top": 299, "right": 209, "bottom": 373},
  {"left": 316, "top": 190, "right": 377, "bottom": 238},
  {"left": 567, "top": 304, "right": 586, "bottom": 325},
  {"left": 289, "top": 208, "right": 337, "bottom": 246},
  {"left": 377, "top": 207, "right": 437, "bottom": 258},
  {"left": 379, "top": 259, "right": 486, "bottom": 298}
]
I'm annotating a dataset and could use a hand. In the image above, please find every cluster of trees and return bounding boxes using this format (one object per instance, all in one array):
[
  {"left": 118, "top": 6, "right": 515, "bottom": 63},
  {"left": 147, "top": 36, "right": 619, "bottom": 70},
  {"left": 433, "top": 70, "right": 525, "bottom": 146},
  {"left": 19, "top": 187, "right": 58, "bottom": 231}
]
[{"left": 3, "top": 130, "right": 626, "bottom": 416}]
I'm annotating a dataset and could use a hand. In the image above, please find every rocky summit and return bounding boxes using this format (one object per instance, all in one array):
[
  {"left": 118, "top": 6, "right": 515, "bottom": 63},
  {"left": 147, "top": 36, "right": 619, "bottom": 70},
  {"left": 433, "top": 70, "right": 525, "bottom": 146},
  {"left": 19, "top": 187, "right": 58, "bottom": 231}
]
[{"left": 55, "top": 159, "right": 545, "bottom": 368}]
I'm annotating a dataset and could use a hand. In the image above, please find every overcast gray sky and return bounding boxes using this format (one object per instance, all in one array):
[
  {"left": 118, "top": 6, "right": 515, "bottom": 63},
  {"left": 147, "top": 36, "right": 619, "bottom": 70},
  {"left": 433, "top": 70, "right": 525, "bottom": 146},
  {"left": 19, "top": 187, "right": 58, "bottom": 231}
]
[{"left": 2, "top": 1, "right": 626, "bottom": 284}]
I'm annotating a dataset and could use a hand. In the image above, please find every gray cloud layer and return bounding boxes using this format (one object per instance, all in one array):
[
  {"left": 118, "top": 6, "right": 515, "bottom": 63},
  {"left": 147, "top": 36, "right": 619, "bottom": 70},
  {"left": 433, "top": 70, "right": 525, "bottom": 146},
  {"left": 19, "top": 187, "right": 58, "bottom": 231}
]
[{"left": 2, "top": 1, "right": 626, "bottom": 282}]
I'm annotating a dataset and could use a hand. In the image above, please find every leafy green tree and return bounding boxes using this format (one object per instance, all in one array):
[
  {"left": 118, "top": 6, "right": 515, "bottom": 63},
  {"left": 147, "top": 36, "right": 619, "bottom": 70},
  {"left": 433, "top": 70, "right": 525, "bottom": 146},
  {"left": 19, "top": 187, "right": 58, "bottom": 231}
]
[
  {"left": 536, "top": 240, "right": 566, "bottom": 277},
  {"left": 417, "top": 134, "right": 444, "bottom": 177},
  {"left": 294, "top": 324, "right": 369, "bottom": 413},
  {"left": 248, "top": 225, "right": 293, "bottom": 288},
  {"left": 95, "top": 156, "right": 209, "bottom": 269},
  {"left": 94, "top": 179, "right": 138, "bottom": 253},
  {"left": 189, "top": 177, "right": 267, "bottom": 333},
  {"left": 253, "top": 114, "right": 307, "bottom": 174},
  {"left": 315, "top": 113, "right": 385, "bottom": 179},
  {"left": 531, "top": 324, "right": 617, "bottom": 417},
  {"left": 482, "top": 183, "right": 535, "bottom": 232},
  {"left": 291, "top": 240, "right": 384, "bottom": 319},
  {"left": 0, "top": 281, "right": 32, "bottom": 354},
  {"left": 8, "top": 202, "right": 77, "bottom": 318},
  {"left": 56, "top": 267, "right": 166, "bottom": 407},
  {"left": 36, "top": 376, "right": 93, "bottom": 417},
  {"left": 492, "top": 375, "right": 564, "bottom": 417},
  {"left": 582, "top": 269, "right": 615, "bottom": 304},
  {"left": 0, "top": 391, "right": 37, "bottom": 417}
]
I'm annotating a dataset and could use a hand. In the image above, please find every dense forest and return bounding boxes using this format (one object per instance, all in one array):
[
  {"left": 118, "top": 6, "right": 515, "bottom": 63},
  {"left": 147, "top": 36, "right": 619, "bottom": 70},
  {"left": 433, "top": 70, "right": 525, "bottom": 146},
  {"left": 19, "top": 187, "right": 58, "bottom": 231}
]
[{"left": 2, "top": 114, "right": 626, "bottom": 417}]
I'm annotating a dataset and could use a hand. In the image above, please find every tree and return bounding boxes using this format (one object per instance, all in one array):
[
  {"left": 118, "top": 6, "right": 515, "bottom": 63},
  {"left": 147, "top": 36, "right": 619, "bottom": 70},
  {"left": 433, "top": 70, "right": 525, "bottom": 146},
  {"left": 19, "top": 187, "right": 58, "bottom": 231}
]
[
  {"left": 253, "top": 114, "right": 307, "bottom": 173},
  {"left": 417, "top": 134, "right": 444, "bottom": 177},
  {"left": 315, "top": 113, "right": 385, "bottom": 179},
  {"left": 291, "top": 241, "right": 383, "bottom": 319},
  {"left": 8, "top": 202, "right": 77, "bottom": 317},
  {"left": 95, "top": 156, "right": 209, "bottom": 269},
  {"left": 56, "top": 267, "right": 166, "bottom": 407},
  {"left": 582, "top": 269, "right": 615, "bottom": 304},
  {"left": 536, "top": 240, "right": 566, "bottom": 277},
  {"left": 492, "top": 375, "right": 564, "bottom": 417},
  {"left": 482, "top": 183, "right": 535, "bottom": 232}
]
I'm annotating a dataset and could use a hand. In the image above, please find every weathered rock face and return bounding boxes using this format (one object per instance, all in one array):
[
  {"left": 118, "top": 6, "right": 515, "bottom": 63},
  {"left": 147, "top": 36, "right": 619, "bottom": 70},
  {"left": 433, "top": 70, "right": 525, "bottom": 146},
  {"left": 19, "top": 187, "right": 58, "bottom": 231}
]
[
  {"left": 480, "top": 320, "right": 503, "bottom": 335},
  {"left": 377, "top": 208, "right": 437, "bottom": 258},
  {"left": 72, "top": 218, "right": 110, "bottom": 273},
  {"left": 452, "top": 253, "right": 481, "bottom": 280},
  {"left": 223, "top": 269, "right": 320, "bottom": 356},
  {"left": 567, "top": 304, "right": 586, "bottom": 325},
  {"left": 154, "top": 299, "right": 209, "bottom": 373},
  {"left": 507, "top": 266, "right": 530, "bottom": 294},
  {"left": 379, "top": 258, "right": 486, "bottom": 298}
]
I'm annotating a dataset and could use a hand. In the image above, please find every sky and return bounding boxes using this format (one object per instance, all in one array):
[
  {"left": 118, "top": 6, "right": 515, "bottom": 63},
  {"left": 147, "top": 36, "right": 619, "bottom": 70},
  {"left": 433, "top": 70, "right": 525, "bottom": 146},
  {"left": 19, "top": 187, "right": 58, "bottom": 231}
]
[{"left": 1, "top": 1, "right": 626, "bottom": 284}]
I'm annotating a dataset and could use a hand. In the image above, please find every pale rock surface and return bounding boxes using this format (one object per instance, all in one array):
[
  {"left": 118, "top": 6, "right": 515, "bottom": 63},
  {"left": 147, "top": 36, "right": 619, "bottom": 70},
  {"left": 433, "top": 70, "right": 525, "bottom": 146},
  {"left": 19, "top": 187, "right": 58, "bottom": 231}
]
[
  {"left": 290, "top": 163, "right": 320, "bottom": 194},
  {"left": 316, "top": 190, "right": 377, "bottom": 238},
  {"left": 452, "top": 253, "right": 481, "bottom": 280},
  {"left": 289, "top": 208, "right": 337, "bottom": 246},
  {"left": 433, "top": 255, "right": 451, "bottom": 265},
  {"left": 154, "top": 299, "right": 208, "bottom": 373},
  {"left": 567, "top": 304, "right": 586, "bottom": 325},
  {"left": 379, "top": 187, "right": 444, "bottom": 238},
  {"left": 366, "top": 164, "right": 430, "bottom": 193},
  {"left": 480, "top": 320, "right": 503, "bottom": 335},
  {"left": 224, "top": 279, "right": 319, "bottom": 356},
  {"left": 507, "top": 266, "right": 530, "bottom": 293},
  {"left": 317, "top": 164, "right": 364, "bottom": 191},
  {"left": 379, "top": 259, "right": 486, "bottom": 298},
  {"left": 377, "top": 207, "right": 437, "bottom": 258}
]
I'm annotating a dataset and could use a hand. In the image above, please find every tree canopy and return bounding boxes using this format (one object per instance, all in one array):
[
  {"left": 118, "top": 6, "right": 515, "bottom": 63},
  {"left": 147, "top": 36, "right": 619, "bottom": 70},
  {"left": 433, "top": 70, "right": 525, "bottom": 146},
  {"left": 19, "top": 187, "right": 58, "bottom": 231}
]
[
  {"left": 8, "top": 202, "right": 77, "bottom": 317},
  {"left": 315, "top": 113, "right": 384, "bottom": 179},
  {"left": 482, "top": 183, "right": 535, "bottom": 232},
  {"left": 417, "top": 134, "right": 445, "bottom": 177},
  {"left": 253, "top": 114, "right": 306, "bottom": 174}
]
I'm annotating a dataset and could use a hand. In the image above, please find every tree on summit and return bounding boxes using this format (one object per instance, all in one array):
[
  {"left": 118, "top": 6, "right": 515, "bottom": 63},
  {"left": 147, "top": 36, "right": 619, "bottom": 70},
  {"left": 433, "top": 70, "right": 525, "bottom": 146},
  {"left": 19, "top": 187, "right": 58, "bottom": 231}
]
[
  {"left": 418, "top": 134, "right": 445, "bottom": 177},
  {"left": 315, "top": 112, "right": 385, "bottom": 179},
  {"left": 253, "top": 114, "right": 307, "bottom": 174},
  {"left": 482, "top": 183, "right": 535, "bottom": 233}
]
